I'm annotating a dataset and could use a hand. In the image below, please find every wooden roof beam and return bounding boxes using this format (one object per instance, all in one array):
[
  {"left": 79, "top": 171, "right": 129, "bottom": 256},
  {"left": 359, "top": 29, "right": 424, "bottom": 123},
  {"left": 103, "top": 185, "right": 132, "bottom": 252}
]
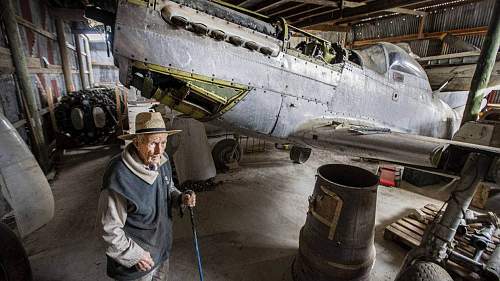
[
  {"left": 283, "top": 5, "right": 330, "bottom": 19},
  {"left": 343, "top": 0, "right": 428, "bottom": 15},
  {"left": 352, "top": 26, "right": 488, "bottom": 47},
  {"left": 289, "top": 0, "right": 338, "bottom": 7},
  {"left": 237, "top": 0, "right": 254, "bottom": 7},
  {"left": 293, "top": 0, "right": 434, "bottom": 27},
  {"left": 385, "top": 7, "right": 428, "bottom": 16},
  {"left": 268, "top": 3, "right": 307, "bottom": 17},
  {"left": 254, "top": 0, "right": 288, "bottom": 13},
  {"left": 306, "top": 24, "right": 351, "bottom": 32}
]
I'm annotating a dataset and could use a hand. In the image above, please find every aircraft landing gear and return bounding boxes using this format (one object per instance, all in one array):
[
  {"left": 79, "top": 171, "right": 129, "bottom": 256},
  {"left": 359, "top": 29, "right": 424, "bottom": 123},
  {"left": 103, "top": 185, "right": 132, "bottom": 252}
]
[
  {"left": 0, "top": 223, "right": 32, "bottom": 281},
  {"left": 395, "top": 261, "right": 452, "bottom": 281},
  {"left": 212, "top": 139, "right": 242, "bottom": 171},
  {"left": 290, "top": 146, "right": 311, "bottom": 164},
  {"left": 398, "top": 153, "right": 500, "bottom": 280}
]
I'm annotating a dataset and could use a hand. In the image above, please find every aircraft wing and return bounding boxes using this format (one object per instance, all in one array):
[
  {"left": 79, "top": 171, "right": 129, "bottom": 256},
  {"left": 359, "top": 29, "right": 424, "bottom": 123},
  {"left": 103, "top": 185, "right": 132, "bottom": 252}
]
[
  {"left": 288, "top": 123, "right": 500, "bottom": 169},
  {"left": 425, "top": 60, "right": 500, "bottom": 92}
]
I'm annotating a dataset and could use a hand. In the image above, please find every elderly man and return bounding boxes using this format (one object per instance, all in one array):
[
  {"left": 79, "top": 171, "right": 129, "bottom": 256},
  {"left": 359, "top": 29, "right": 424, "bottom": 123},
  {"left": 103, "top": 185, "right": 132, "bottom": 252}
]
[{"left": 98, "top": 112, "right": 196, "bottom": 281}]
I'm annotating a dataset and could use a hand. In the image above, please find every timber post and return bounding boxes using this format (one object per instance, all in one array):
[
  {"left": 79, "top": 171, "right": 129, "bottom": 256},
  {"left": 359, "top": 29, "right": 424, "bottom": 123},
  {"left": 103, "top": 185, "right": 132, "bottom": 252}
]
[
  {"left": 0, "top": 0, "right": 50, "bottom": 172},
  {"left": 83, "top": 35, "right": 95, "bottom": 87},
  {"left": 74, "top": 34, "right": 87, "bottom": 89},
  {"left": 461, "top": 0, "right": 500, "bottom": 125},
  {"left": 55, "top": 18, "right": 75, "bottom": 93}
]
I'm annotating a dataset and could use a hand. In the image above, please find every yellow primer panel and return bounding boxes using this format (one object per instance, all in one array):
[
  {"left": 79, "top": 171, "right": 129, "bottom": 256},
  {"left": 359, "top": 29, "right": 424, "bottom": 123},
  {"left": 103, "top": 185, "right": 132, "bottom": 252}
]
[{"left": 142, "top": 63, "right": 251, "bottom": 119}]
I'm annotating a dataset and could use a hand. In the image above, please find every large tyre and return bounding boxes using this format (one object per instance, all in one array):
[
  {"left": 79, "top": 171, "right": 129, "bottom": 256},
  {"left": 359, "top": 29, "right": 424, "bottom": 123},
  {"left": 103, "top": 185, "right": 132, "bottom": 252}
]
[
  {"left": 212, "top": 139, "right": 242, "bottom": 171},
  {"left": 0, "top": 223, "right": 32, "bottom": 281},
  {"left": 396, "top": 262, "right": 452, "bottom": 281},
  {"left": 290, "top": 146, "right": 312, "bottom": 164}
]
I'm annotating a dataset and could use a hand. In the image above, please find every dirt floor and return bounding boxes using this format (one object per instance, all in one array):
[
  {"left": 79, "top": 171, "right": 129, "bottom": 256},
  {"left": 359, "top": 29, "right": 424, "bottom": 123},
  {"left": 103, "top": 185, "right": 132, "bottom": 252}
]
[{"left": 25, "top": 144, "right": 444, "bottom": 281}]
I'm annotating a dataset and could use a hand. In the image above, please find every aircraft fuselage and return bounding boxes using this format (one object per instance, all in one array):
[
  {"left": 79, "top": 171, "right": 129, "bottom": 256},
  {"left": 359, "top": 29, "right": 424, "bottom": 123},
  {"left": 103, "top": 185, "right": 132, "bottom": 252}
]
[{"left": 113, "top": 0, "right": 460, "bottom": 165}]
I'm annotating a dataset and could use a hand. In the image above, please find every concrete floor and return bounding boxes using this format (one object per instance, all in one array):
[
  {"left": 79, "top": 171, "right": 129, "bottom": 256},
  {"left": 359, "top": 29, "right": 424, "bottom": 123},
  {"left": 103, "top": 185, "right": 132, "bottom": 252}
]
[{"left": 25, "top": 145, "right": 444, "bottom": 281}]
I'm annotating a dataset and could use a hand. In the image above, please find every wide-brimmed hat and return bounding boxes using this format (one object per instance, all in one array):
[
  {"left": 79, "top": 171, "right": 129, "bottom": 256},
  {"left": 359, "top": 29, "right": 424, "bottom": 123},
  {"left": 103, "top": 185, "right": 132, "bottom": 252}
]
[{"left": 118, "top": 112, "right": 182, "bottom": 140}]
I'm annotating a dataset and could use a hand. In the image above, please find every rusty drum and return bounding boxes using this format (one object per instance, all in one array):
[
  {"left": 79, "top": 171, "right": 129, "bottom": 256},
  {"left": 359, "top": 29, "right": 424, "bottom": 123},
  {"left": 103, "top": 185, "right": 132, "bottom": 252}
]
[{"left": 293, "top": 164, "right": 379, "bottom": 281}]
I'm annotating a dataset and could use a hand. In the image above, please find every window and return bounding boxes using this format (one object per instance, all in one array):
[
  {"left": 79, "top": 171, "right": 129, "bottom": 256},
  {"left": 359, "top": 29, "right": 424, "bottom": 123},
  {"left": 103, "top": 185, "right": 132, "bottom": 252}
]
[
  {"left": 384, "top": 43, "right": 428, "bottom": 80},
  {"left": 356, "top": 45, "right": 387, "bottom": 75}
]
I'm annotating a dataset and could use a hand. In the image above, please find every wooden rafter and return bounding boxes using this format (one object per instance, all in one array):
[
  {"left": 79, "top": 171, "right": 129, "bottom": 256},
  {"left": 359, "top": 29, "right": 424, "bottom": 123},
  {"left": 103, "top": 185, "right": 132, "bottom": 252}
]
[
  {"left": 352, "top": 26, "right": 488, "bottom": 47},
  {"left": 237, "top": 0, "right": 253, "bottom": 7},
  {"left": 268, "top": 3, "right": 307, "bottom": 17},
  {"left": 385, "top": 7, "right": 427, "bottom": 16},
  {"left": 282, "top": 5, "right": 330, "bottom": 19},
  {"left": 292, "top": 0, "right": 435, "bottom": 28},
  {"left": 254, "top": 0, "right": 288, "bottom": 12},
  {"left": 289, "top": 0, "right": 338, "bottom": 7},
  {"left": 306, "top": 24, "right": 351, "bottom": 32}
]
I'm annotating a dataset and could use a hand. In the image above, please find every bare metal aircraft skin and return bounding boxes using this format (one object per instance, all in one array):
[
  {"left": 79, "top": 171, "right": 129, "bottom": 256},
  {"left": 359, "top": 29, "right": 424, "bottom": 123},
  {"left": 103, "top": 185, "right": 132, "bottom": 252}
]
[{"left": 112, "top": 0, "right": 499, "bottom": 168}]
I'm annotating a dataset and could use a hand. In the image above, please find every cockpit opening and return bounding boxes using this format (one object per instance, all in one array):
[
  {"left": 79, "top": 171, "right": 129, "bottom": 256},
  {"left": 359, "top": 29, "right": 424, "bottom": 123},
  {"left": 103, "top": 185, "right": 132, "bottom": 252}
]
[
  {"left": 355, "top": 43, "right": 429, "bottom": 80},
  {"left": 356, "top": 45, "right": 387, "bottom": 75},
  {"left": 287, "top": 26, "right": 348, "bottom": 65},
  {"left": 384, "top": 43, "right": 428, "bottom": 80}
]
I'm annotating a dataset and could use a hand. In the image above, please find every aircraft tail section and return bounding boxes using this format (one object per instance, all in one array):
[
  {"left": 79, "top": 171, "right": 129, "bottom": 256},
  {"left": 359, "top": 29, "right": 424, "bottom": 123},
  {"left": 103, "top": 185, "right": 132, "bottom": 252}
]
[{"left": 436, "top": 89, "right": 494, "bottom": 121}]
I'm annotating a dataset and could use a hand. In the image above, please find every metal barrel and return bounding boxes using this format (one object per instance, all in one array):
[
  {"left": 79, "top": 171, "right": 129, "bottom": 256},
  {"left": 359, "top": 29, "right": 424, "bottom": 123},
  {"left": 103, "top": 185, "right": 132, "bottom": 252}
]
[{"left": 293, "top": 164, "right": 379, "bottom": 281}]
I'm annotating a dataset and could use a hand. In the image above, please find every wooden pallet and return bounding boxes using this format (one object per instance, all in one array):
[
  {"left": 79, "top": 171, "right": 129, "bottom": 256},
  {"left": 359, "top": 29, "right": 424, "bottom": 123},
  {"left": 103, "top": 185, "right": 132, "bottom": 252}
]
[{"left": 384, "top": 204, "right": 498, "bottom": 280}]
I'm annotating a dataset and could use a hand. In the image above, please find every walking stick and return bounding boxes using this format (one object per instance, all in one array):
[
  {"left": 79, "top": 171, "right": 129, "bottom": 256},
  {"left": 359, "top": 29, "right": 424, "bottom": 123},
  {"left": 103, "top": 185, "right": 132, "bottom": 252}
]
[{"left": 189, "top": 206, "right": 204, "bottom": 281}]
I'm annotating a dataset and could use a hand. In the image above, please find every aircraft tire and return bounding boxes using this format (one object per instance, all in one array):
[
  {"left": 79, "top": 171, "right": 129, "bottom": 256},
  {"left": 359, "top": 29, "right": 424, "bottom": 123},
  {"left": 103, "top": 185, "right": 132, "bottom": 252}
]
[
  {"left": 212, "top": 139, "right": 242, "bottom": 171},
  {"left": 290, "top": 146, "right": 312, "bottom": 164},
  {"left": 0, "top": 223, "right": 32, "bottom": 281},
  {"left": 395, "top": 261, "right": 452, "bottom": 281}
]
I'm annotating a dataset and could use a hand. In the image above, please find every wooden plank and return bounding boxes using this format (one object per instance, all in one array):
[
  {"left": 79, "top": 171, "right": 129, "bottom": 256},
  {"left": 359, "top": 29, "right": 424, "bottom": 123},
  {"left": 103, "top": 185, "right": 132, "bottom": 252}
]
[
  {"left": 385, "top": 226, "right": 420, "bottom": 247},
  {"left": 293, "top": 0, "right": 435, "bottom": 27},
  {"left": 0, "top": 47, "right": 11, "bottom": 56},
  {"left": 268, "top": 3, "right": 306, "bottom": 17},
  {"left": 16, "top": 16, "right": 57, "bottom": 40},
  {"left": 384, "top": 204, "right": 500, "bottom": 279},
  {"left": 0, "top": 47, "right": 14, "bottom": 74},
  {"left": 386, "top": 7, "right": 428, "bottom": 16},
  {"left": 391, "top": 223, "right": 422, "bottom": 241},
  {"left": 418, "top": 15, "right": 425, "bottom": 39},
  {"left": 47, "top": 88, "right": 58, "bottom": 132},
  {"left": 424, "top": 204, "right": 440, "bottom": 213},
  {"left": 26, "top": 57, "right": 41, "bottom": 69},
  {"left": 289, "top": 0, "right": 338, "bottom": 7},
  {"left": 420, "top": 207, "right": 436, "bottom": 217},
  {"left": 254, "top": 0, "right": 287, "bottom": 13},
  {"left": 401, "top": 217, "right": 427, "bottom": 230},
  {"left": 13, "top": 119, "right": 27, "bottom": 128},
  {"left": 396, "top": 219, "right": 425, "bottom": 236},
  {"left": 28, "top": 67, "right": 63, "bottom": 74}
]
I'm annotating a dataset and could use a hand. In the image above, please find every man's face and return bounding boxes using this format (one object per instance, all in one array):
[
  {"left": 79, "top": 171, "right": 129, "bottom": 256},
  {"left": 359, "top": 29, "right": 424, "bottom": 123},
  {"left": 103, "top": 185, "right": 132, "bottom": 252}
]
[{"left": 134, "top": 133, "right": 168, "bottom": 165}]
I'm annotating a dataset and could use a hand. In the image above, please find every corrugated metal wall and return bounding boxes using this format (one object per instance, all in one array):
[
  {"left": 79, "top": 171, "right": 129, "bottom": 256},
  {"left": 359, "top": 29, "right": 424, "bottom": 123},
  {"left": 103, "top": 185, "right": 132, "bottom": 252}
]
[
  {"left": 351, "top": 0, "right": 496, "bottom": 57},
  {"left": 353, "top": 14, "right": 420, "bottom": 42}
]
